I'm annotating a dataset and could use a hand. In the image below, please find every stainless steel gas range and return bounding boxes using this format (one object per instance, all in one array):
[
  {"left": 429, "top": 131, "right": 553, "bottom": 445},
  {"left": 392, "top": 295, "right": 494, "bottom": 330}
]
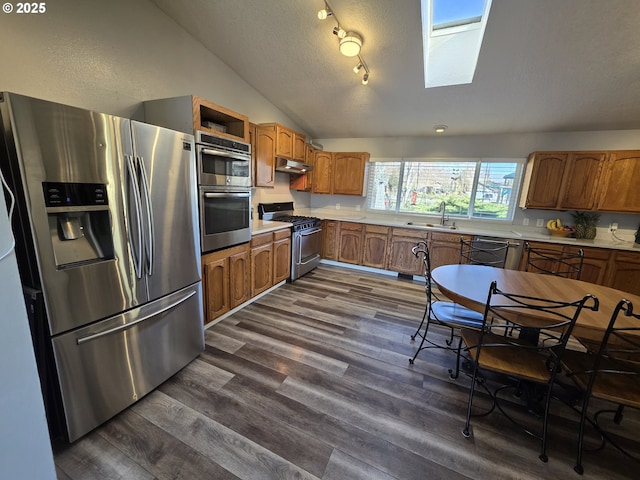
[{"left": 258, "top": 202, "right": 322, "bottom": 281}]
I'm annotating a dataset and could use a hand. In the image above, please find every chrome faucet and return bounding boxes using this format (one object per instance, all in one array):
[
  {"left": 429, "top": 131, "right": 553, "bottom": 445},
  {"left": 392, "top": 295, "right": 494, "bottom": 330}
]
[{"left": 439, "top": 201, "right": 449, "bottom": 226}]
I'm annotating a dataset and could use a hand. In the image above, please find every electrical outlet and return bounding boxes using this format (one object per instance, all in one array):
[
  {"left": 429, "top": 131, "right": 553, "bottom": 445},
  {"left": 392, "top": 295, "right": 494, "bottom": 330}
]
[
  {"left": 536, "top": 219, "right": 544, "bottom": 227},
  {"left": 523, "top": 218, "right": 530, "bottom": 226},
  {"left": 610, "top": 222, "right": 618, "bottom": 232},
  {"left": 336, "top": 203, "right": 340, "bottom": 210},
  {"left": 356, "top": 205, "right": 361, "bottom": 212}
]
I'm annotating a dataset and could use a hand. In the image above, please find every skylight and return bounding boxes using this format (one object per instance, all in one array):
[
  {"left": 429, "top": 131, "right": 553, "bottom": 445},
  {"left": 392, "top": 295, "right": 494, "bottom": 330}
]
[{"left": 421, "top": 0, "right": 492, "bottom": 88}]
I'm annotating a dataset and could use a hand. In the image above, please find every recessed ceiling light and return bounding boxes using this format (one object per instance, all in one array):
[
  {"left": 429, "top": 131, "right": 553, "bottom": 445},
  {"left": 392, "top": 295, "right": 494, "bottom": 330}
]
[{"left": 434, "top": 125, "right": 448, "bottom": 133}]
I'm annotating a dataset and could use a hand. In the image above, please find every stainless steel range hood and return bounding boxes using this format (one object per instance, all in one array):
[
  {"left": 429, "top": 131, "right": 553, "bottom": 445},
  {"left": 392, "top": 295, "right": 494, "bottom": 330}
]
[{"left": 275, "top": 157, "right": 313, "bottom": 174}]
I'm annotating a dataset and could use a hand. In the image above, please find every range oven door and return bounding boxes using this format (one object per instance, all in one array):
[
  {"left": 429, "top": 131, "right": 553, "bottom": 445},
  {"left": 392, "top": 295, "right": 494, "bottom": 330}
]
[
  {"left": 292, "top": 227, "right": 322, "bottom": 280},
  {"left": 199, "top": 187, "right": 251, "bottom": 253},
  {"left": 196, "top": 144, "right": 251, "bottom": 188}
]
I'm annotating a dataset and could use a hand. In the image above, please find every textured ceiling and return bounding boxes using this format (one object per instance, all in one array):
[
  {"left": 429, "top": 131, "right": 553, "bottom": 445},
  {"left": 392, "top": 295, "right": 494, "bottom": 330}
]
[{"left": 150, "top": 0, "right": 640, "bottom": 139}]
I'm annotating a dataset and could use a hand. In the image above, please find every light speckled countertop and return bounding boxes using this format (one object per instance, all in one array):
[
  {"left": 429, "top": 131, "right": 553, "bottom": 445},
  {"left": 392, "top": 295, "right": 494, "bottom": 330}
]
[{"left": 251, "top": 219, "right": 292, "bottom": 235}]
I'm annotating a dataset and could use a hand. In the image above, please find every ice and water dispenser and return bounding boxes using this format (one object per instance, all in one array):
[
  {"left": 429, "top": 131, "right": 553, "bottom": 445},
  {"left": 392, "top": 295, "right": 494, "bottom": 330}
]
[{"left": 43, "top": 182, "right": 114, "bottom": 268}]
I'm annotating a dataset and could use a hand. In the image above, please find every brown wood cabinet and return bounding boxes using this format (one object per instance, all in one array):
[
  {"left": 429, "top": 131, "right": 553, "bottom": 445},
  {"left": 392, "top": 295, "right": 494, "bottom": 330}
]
[
  {"left": 273, "top": 229, "right": 292, "bottom": 284},
  {"left": 386, "top": 228, "right": 427, "bottom": 275},
  {"left": 311, "top": 151, "right": 369, "bottom": 196},
  {"left": 290, "top": 143, "right": 315, "bottom": 192},
  {"left": 429, "top": 232, "right": 471, "bottom": 270},
  {"left": 597, "top": 151, "right": 640, "bottom": 212},
  {"left": 321, "top": 220, "right": 340, "bottom": 260},
  {"left": 519, "top": 240, "right": 640, "bottom": 297},
  {"left": 520, "top": 150, "right": 640, "bottom": 213},
  {"left": 362, "top": 225, "right": 390, "bottom": 269},
  {"left": 251, "top": 233, "right": 274, "bottom": 296},
  {"left": 338, "top": 222, "right": 364, "bottom": 264},
  {"left": 519, "top": 152, "right": 606, "bottom": 210},
  {"left": 201, "top": 243, "right": 250, "bottom": 323},
  {"left": 254, "top": 124, "right": 276, "bottom": 187}
]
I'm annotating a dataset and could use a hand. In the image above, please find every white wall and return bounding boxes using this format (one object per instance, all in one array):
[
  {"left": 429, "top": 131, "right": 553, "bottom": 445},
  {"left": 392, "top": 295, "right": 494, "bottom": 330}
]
[{"left": 0, "top": 192, "right": 56, "bottom": 478}]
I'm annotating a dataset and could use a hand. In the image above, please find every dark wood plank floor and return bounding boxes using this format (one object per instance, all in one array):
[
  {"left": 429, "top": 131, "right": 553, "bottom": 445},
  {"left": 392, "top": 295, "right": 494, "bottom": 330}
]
[{"left": 53, "top": 264, "right": 640, "bottom": 479}]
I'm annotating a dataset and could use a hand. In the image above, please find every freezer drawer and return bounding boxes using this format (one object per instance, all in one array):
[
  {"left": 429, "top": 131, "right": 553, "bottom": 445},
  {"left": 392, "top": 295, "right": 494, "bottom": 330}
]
[{"left": 51, "top": 282, "right": 204, "bottom": 442}]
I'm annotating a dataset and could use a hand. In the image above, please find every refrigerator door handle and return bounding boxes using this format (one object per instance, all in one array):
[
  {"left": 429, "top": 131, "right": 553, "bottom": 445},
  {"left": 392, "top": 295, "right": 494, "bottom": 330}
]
[
  {"left": 76, "top": 288, "right": 196, "bottom": 345},
  {"left": 125, "top": 154, "right": 144, "bottom": 278},
  {"left": 136, "top": 156, "right": 154, "bottom": 276}
]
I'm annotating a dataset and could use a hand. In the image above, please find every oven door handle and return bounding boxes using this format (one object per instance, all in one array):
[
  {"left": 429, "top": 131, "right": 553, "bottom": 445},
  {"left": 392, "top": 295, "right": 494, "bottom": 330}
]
[
  {"left": 203, "top": 192, "right": 250, "bottom": 198},
  {"left": 298, "top": 228, "right": 322, "bottom": 237},
  {"left": 200, "top": 148, "right": 250, "bottom": 161}
]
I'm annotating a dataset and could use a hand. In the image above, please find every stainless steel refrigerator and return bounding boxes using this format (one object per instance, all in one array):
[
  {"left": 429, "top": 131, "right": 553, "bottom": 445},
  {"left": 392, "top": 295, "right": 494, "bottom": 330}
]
[{"left": 0, "top": 92, "right": 204, "bottom": 442}]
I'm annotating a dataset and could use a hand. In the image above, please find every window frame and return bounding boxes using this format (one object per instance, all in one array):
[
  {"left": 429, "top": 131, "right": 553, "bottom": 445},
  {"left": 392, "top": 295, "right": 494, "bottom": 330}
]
[{"left": 365, "top": 157, "right": 525, "bottom": 222}]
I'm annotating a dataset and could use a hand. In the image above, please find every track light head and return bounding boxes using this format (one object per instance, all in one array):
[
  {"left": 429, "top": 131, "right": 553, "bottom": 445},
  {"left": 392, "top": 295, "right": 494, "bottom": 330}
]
[
  {"left": 332, "top": 26, "right": 346, "bottom": 38},
  {"left": 362, "top": 73, "right": 369, "bottom": 85},
  {"left": 318, "top": 8, "right": 332, "bottom": 20},
  {"left": 339, "top": 32, "right": 362, "bottom": 57},
  {"left": 353, "top": 62, "right": 363, "bottom": 74}
]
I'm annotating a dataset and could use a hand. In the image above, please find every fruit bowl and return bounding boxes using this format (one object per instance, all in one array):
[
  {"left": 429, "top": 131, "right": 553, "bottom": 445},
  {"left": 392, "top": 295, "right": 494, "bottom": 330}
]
[{"left": 547, "top": 228, "right": 572, "bottom": 237}]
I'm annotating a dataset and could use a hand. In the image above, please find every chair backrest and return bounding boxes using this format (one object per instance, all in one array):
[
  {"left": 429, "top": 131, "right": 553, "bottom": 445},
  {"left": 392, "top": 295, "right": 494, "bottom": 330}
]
[
  {"left": 524, "top": 242, "right": 584, "bottom": 279},
  {"left": 588, "top": 299, "right": 640, "bottom": 386},
  {"left": 412, "top": 241, "right": 437, "bottom": 302},
  {"left": 459, "top": 237, "right": 510, "bottom": 268},
  {"left": 475, "top": 281, "right": 599, "bottom": 370}
]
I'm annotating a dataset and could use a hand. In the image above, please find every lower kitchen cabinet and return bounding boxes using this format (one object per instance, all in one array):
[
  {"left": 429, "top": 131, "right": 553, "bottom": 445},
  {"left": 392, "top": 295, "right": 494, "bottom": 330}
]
[
  {"left": 362, "top": 225, "right": 389, "bottom": 269},
  {"left": 386, "top": 228, "right": 427, "bottom": 275},
  {"left": 273, "top": 229, "right": 292, "bottom": 284},
  {"left": 606, "top": 251, "right": 640, "bottom": 296},
  {"left": 321, "top": 220, "right": 340, "bottom": 260},
  {"left": 338, "top": 222, "right": 364, "bottom": 264},
  {"left": 202, "top": 242, "right": 250, "bottom": 323},
  {"left": 430, "top": 232, "right": 471, "bottom": 270},
  {"left": 251, "top": 227, "right": 292, "bottom": 297}
]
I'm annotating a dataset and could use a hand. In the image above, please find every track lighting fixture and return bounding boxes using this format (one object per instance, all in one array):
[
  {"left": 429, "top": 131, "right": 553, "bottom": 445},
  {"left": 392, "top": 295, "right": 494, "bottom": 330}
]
[
  {"left": 316, "top": 1, "right": 371, "bottom": 85},
  {"left": 434, "top": 125, "right": 448, "bottom": 133},
  {"left": 332, "top": 26, "right": 346, "bottom": 39}
]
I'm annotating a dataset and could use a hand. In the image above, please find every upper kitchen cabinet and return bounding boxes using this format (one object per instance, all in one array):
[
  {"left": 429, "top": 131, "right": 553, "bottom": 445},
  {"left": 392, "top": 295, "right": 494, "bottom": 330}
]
[
  {"left": 144, "top": 95, "right": 249, "bottom": 143},
  {"left": 253, "top": 123, "right": 276, "bottom": 188},
  {"left": 519, "top": 152, "right": 568, "bottom": 209},
  {"left": 290, "top": 143, "right": 315, "bottom": 192},
  {"left": 259, "top": 123, "right": 306, "bottom": 161},
  {"left": 597, "top": 151, "right": 640, "bottom": 212},
  {"left": 312, "top": 151, "right": 369, "bottom": 196}
]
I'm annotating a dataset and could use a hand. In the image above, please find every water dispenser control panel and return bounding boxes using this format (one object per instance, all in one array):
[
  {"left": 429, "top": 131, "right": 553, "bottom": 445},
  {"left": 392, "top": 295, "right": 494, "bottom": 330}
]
[{"left": 43, "top": 182, "right": 108, "bottom": 207}]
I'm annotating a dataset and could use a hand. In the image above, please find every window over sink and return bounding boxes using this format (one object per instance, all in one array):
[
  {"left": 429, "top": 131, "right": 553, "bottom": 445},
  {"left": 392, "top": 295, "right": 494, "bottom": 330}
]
[{"left": 366, "top": 158, "right": 525, "bottom": 221}]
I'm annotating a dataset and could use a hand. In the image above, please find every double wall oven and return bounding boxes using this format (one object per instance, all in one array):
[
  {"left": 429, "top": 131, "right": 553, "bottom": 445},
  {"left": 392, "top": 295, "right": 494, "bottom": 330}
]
[{"left": 196, "top": 132, "right": 252, "bottom": 253}]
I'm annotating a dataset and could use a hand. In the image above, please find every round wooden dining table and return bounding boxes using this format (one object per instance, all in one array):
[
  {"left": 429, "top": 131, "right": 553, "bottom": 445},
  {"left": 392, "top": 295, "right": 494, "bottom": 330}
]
[{"left": 431, "top": 264, "right": 640, "bottom": 342}]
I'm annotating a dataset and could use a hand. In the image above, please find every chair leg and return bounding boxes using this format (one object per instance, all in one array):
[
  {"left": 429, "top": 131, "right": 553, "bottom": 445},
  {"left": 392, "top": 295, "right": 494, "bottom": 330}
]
[
  {"left": 409, "top": 310, "right": 431, "bottom": 365},
  {"left": 613, "top": 404, "right": 624, "bottom": 425},
  {"left": 462, "top": 360, "right": 480, "bottom": 438},
  {"left": 574, "top": 385, "right": 594, "bottom": 475},
  {"left": 411, "top": 303, "right": 429, "bottom": 341},
  {"left": 538, "top": 382, "right": 553, "bottom": 463},
  {"left": 448, "top": 335, "right": 463, "bottom": 379}
]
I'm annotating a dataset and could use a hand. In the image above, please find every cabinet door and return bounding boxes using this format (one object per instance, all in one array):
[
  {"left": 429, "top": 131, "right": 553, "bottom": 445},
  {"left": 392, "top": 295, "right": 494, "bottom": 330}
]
[
  {"left": 386, "top": 229, "right": 426, "bottom": 275},
  {"left": 255, "top": 125, "right": 276, "bottom": 187},
  {"left": 338, "top": 222, "right": 364, "bottom": 264},
  {"left": 293, "top": 132, "right": 306, "bottom": 161},
  {"left": 322, "top": 220, "right": 340, "bottom": 260},
  {"left": 559, "top": 152, "right": 606, "bottom": 210},
  {"left": 333, "top": 152, "right": 368, "bottom": 196},
  {"left": 290, "top": 144, "right": 314, "bottom": 191},
  {"left": 597, "top": 151, "right": 640, "bottom": 212},
  {"left": 251, "top": 243, "right": 273, "bottom": 296},
  {"left": 313, "top": 151, "right": 333, "bottom": 194},
  {"left": 429, "top": 233, "right": 470, "bottom": 270},
  {"left": 273, "top": 232, "right": 291, "bottom": 284},
  {"left": 571, "top": 246, "right": 609, "bottom": 285},
  {"left": 362, "top": 225, "right": 389, "bottom": 269},
  {"left": 203, "top": 256, "right": 229, "bottom": 322},
  {"left": 275, "top": 125, "right": 293, "bottom": 158},
  {"left": 520, "top": 152, "right": 568, "bottom": 209},
  {"left": 229, "top": 249, "right": 250, "bottom": 308},
  {"left": 605, "top": 251, "right": 640, "bottom": 296}
]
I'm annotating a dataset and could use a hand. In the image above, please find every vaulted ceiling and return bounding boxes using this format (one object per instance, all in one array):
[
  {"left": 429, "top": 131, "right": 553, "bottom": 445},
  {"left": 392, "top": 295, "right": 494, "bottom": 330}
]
[{"left": 150, "top": 0, "right": 640, "bottom": 139}]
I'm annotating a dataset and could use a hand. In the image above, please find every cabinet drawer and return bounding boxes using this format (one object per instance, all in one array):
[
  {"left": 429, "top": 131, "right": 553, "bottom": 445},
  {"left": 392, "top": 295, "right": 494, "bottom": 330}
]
[
  {"left": 251, "top": 232, "right": 273, "bottom": 247},
  {"left": 431, "top": 232, "right": 467, "bottom": 243},
  {"left": 365, "top": 224, "right": 390, "bottom": 235},
  {"left": 340, "top": 222, "right": 364, "bottom": 232},
  {"left": 273, "top": 228, "right": 291, "bottom": 241},
  {"left": 391, "top": 228, "right": 426, "bottom": 239}
]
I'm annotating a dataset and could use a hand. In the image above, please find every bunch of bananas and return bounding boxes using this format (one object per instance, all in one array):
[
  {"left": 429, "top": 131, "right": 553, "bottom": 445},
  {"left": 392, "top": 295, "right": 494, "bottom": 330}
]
[{"left": 546, "top": 218, "right": 563, "bottom": 230}]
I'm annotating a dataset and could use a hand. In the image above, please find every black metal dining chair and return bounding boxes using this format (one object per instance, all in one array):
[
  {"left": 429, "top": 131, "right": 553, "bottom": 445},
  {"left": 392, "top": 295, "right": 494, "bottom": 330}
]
[
  {"left": 459, "top": 237, "right": 510, "bottom": 268},
  {"left": 523, "top": 242, "right": 584, "bottom": 279},
  {"left": 460, "top": 281, "right": 599, "bottom": 463},
  {"left": 561, "top": 299, "right": 640, "bottom": 475},
  {"left": 409, "top": 241, "right": 484, "bottom": 377}
]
